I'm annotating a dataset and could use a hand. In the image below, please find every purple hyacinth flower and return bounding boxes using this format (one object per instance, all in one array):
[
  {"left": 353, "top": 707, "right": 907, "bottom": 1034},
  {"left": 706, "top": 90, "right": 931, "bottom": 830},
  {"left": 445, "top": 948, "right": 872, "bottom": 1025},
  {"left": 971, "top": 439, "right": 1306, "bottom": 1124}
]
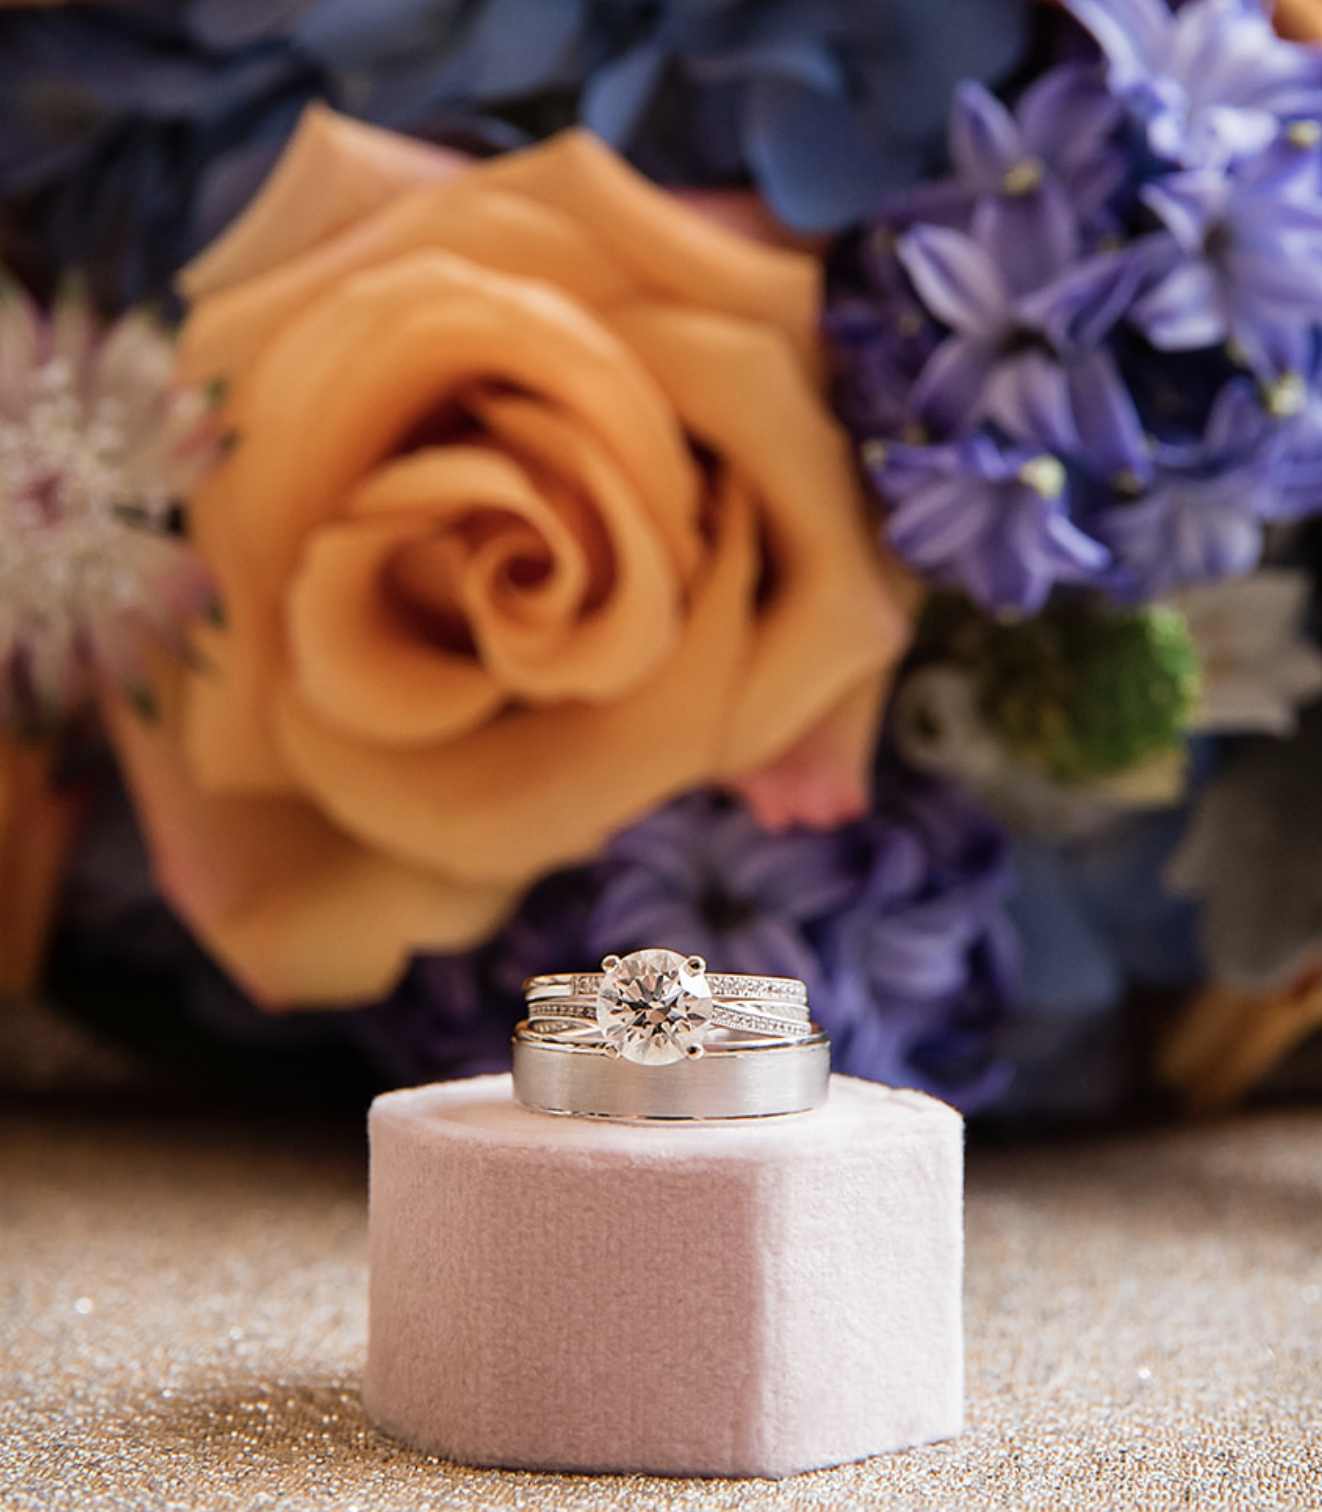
[
  {"left": 1090, "top": 378, "right": 1278, "bottom": 598},
  {"left": 925, "top": 66, "right": 1128, "bottom": 235},
  {"left": 869, "top": 431, "right": 1111, "bottom": 614},
  {"left": 1262, "top": 330, "right": 1322, "bottom": 520},
  {"left": 1132, "top": 134, "right": 1322, "bottom": 376},
  {"left": 586, "top": 790, "right": 864, "bottom": 999},
  {"left": 896, "top": 193, "right": 1144, "bottom": 435},
  {"left": 1093, "top": 468, "right": 1267, "bottom": 600},
  {"left": 817, "top": 771, "right": 1018, "bottom": 1110},
  {"left": 343, "top": 951, "right": 518, "bottom": 1085},
  {"left": 824, "top": 237, "right": 945, "bottom": 440},
  {"left": 585, "top": 783, "right": 1018, "bottom": 1112},
  {"left": 1062, "top": 0, "right": 1322, "bottom": 169}
]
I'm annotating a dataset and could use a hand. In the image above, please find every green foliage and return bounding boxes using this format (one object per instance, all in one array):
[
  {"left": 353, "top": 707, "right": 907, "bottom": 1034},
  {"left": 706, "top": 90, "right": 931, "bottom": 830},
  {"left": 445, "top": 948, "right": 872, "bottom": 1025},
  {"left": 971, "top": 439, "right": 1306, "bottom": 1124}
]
[{"left": 914, "top": 595, "right": 1201, "bottom": 782}]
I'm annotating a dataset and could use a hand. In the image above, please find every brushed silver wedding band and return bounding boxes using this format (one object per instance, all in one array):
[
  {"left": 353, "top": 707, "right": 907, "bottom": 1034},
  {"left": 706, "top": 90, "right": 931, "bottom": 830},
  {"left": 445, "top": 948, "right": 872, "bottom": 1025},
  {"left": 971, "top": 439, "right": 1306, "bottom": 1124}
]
[{"left": 511, "top": 1028, "right": 831, "bottom": 1120}]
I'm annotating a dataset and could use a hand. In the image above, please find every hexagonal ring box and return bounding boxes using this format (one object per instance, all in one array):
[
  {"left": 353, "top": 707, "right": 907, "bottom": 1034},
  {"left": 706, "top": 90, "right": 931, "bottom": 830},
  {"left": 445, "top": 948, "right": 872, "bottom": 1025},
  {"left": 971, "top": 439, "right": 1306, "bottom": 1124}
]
[{"left": 364, "top": 1073, "right": 964, "bottom": 1478}]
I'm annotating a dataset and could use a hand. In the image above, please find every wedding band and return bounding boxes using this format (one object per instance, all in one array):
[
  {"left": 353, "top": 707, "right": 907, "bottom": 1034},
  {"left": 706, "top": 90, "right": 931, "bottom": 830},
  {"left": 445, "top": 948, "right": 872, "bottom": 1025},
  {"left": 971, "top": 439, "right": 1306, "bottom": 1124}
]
[
  {"left": 523, "top": 1000, "right": 813, "bottom": 1040},
  {"left": 511, "top": 1029, "right": 831, "bottom": 1120}
]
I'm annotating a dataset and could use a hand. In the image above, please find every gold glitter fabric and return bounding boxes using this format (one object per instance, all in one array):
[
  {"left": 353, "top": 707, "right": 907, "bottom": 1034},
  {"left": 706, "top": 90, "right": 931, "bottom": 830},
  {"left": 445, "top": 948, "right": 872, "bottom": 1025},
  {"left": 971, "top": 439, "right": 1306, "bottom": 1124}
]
[{"left": 3, "top": 1094, "right": 1322, "bottom": 1511}]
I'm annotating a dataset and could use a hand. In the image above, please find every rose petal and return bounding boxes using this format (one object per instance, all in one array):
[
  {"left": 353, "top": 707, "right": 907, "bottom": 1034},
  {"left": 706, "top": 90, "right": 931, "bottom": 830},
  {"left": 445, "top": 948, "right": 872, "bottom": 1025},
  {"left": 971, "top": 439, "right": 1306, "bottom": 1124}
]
[
  {"left": 289, "top": 436, "right": 684, "bottom": 733},
  {"left": 468, "top": 394, "right": 690, "bottom": 692},
  {"left": 609, "top": 301, "right": 914, "bottom": 776},
  {"left": 1275, "top": 0, "right": 1322, "bottom": 40},
  {"left": 431, "top": 128, "right": 823, "bottom": 375},
  {"left": 287, "top": 508, "right": 505, "bottom": 747},
  {"left": 103, "top": 668, "right": 517, "bottom": 1006},
  {"left": 183, "top": 180, "right": 639, "bottom": 387},
  {"left": 181, "top": 118, "right": 819, "bottom": 388},
  {"left": 180, "top": 102, "right": 469, "bottom": 302},
  {"left": 731, "top": 681, "right": 889, "bottom": 832}
]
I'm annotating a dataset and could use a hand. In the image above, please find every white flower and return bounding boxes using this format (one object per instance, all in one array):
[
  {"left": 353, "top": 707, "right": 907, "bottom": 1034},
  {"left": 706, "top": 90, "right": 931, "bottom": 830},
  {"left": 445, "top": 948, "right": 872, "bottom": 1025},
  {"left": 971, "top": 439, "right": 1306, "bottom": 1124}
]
[
  {"left": 1173, "top": 569, "right": 1322, "bottom": 736},
  {"left": 892, "top": 664, "right": 1186, "bottom": 840},
  {"left": 0, "top": 280, "right": 219, "bottom": 732}
]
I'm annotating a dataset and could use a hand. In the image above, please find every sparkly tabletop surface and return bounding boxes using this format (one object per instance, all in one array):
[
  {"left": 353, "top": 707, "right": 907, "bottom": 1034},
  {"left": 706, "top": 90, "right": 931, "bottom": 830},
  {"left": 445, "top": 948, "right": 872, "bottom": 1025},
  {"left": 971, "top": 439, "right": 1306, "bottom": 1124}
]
[{"left": 3, "top": 1092, "right": 1321, "bottom": 1511}]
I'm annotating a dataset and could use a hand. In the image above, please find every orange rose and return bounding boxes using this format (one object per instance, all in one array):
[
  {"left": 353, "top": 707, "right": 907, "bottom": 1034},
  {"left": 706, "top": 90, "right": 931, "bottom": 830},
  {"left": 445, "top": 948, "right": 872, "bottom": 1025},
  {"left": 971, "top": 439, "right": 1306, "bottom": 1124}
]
[
  {"left": 1274, "top": 0, "right": 1322, "bottom": 40},
  {"left": 108, "top": 106, "right": 911, "bottom": 1006}
]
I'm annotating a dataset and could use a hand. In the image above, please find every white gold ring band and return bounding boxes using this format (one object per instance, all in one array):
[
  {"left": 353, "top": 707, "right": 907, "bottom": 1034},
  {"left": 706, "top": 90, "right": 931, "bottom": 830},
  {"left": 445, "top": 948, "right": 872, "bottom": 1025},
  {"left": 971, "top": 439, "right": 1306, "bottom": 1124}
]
[
  {"left": 511, "top": 1028, "right": 831, "bottom": 1120},
  {"left": 523, "top": 1000, "right": 813, "bottom": 1040}
]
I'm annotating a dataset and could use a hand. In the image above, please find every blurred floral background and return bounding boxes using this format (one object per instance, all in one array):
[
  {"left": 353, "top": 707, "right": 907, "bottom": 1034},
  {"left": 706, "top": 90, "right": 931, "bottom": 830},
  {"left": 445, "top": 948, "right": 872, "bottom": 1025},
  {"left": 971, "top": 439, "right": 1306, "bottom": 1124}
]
[{"left": 6, "top": 0, "right": 1322, "bottom": 1125}]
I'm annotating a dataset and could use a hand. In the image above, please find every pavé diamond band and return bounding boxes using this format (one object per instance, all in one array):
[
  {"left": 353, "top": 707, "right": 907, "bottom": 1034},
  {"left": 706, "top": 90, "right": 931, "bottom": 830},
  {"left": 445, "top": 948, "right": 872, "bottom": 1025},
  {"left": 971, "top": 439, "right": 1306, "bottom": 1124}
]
[
  {"left": 512, "top": 948, "right": 830, "bottom": 1118},
  {"left": 525, "top": 964, "right": 809, "bottom": 1009},
  {"left": 523, "top": 1000, "right": 813, "bottom": 1041}
]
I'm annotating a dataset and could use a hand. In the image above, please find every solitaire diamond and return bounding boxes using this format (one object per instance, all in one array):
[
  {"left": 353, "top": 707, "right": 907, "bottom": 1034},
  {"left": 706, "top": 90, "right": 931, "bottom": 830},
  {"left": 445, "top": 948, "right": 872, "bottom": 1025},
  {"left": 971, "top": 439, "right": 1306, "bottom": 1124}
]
[{"left": 594, "top": 949, "right": 713, "bottom": 1066}]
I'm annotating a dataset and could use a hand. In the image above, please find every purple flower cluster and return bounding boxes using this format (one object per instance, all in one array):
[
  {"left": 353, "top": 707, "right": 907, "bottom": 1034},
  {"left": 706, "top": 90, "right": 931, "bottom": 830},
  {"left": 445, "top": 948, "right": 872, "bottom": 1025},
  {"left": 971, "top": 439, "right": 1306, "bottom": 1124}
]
[
  {"left": 583, "top": 782, "right": 1018, "bottom": 1112},
  {"left": 52, "top": 764, "right": 1019, "bottom": 1109},
  {"left": 830, "top": 0, "right": 1322, "bottom": 614}
]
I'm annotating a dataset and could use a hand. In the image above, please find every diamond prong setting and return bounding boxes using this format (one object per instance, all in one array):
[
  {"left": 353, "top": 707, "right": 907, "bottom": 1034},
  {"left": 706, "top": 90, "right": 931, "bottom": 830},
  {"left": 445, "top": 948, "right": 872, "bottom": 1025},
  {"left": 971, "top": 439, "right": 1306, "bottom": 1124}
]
[{"left": 595, "top": 948, "right": 714, "bottom": 1066}]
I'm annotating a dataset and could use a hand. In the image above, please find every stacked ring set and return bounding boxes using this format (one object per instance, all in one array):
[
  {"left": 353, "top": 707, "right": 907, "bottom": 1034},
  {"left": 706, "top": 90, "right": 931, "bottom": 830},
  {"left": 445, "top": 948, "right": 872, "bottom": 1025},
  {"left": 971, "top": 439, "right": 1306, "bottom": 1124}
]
[{"left": 512, "top": 948, "right": 830, "bottom": 1119}]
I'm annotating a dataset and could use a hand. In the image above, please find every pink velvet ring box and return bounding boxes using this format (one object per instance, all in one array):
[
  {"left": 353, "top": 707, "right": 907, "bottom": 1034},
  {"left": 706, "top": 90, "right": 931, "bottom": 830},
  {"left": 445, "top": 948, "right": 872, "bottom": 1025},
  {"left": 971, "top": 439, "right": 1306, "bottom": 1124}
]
[{"left": 364, "top": 1071, "right": 964, "bottom": 1479}]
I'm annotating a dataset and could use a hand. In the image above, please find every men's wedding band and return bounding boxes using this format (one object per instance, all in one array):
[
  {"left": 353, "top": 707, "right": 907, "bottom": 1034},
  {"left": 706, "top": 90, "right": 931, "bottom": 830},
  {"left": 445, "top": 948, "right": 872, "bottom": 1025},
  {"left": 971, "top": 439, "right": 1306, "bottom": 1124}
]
[{"left": 511, "top": 1028, "right": 831, "bottom": 1120}]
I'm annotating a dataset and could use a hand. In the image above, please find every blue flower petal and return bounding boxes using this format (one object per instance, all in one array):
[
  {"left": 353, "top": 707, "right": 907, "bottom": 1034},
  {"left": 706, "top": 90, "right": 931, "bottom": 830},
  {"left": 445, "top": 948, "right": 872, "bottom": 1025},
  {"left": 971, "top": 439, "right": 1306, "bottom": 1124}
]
[
  {"left": 1232, "top": 246, "right": 1322, "bottom": 317},
  {"left": 1007, "top": 841, "right": 1128, "bottom": 1016},
  {"left": 292, "top": 0, "right": 464, "bottom": 66},
  {"left": 888, "top": 474, "right": 990, "bottom": 566},
  {"left": 582, "top": 42, "right": 668, "bottom": 145},
  {"left": 877, "top": 0, "right": 1030, "bottom": 132},
  {"left": 685, "top": 32, "right": 842, "bottom": 94},
  {"left": 1141, "top": 172, "right": 1221, "bottom": 253},
  {"left": 1018, "top": 244, "right": 1144, "bottom": 353},
  {"left": 190, "top": 0, "right": 322, "bottom": 49},
  {"left": 433, "top": 0, "right": 589, "bottom": 99},
  {"left": 742, "top": 74, "right": 898, "bottom": 229}
]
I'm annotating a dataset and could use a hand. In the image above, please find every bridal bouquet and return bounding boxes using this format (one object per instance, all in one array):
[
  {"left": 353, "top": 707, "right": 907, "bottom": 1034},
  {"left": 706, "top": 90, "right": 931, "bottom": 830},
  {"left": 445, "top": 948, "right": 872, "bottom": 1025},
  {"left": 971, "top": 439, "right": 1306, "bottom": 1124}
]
[{"left": 5, "top": 0, "right": 1322, "bottom": 1118}]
